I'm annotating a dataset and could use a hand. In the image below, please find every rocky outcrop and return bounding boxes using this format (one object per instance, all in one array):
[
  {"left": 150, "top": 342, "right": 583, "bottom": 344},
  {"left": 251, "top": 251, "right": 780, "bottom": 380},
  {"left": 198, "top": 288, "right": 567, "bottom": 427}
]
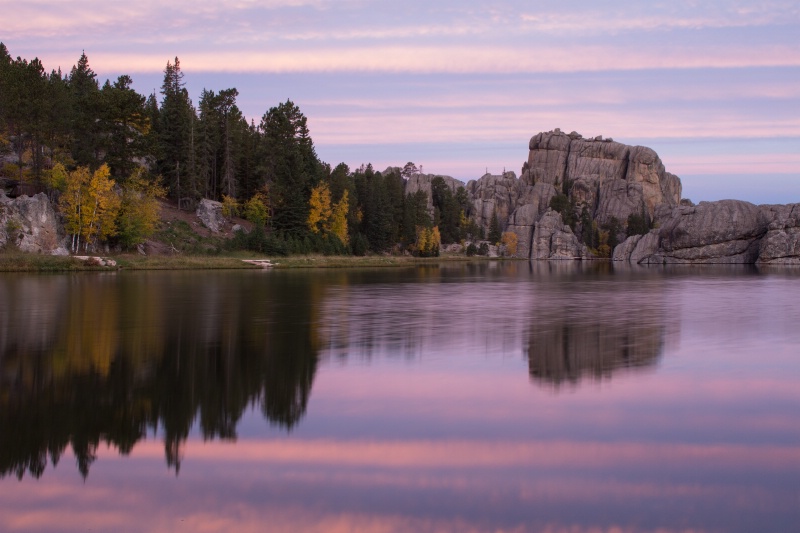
[
  {"left": 504, "top": 182, "right": 558, "bottom": 258},
  {"left": 524, "top": 130, "right": 682, "bottom": 220},
  {"left": 466, "top": 171, "right": 523, "bottom": 232},
  {"left": 757, "top": 204, "right": 800, "bottom": 264},
  {"left": 531, "top": 210, "right": 591, "bottom": 260},
  {"left": 403, "top": 172, "right": 464, "bottom": 216},
  {"left": 461, "top": 129, "right": 682, "bottom": 259},
  {"left": 613, "top": 201, "right": 800, "bottom": 264},
  {"left": 0, "top": 191, "right": 65, "bottom": 254},
  {"left": 196, "top": 198, "right": 225, "bottom": 233}
]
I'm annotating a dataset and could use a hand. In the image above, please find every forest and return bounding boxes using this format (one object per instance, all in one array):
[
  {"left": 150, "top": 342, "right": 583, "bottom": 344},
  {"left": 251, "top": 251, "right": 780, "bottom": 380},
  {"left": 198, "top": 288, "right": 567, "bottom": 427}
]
[{"left": 0, "top": 44, "right": 486, "bottom": 256}]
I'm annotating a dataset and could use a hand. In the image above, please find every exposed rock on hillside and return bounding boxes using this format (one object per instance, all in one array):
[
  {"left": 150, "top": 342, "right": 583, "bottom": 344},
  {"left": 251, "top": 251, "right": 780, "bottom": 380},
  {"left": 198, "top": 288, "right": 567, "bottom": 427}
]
[
  {"left": 0, "top": 191, "right": 65, "bottom": 254},
  {"left": 403, "top": 171, "right": 464, "bottom": 216},
  {"left": 196, "top": 198, "right": 225, "bottom": 233}
]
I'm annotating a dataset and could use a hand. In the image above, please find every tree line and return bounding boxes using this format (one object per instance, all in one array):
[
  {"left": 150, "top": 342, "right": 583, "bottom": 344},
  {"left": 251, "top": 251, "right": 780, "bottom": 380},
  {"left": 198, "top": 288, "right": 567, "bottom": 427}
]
[{"left": 0, "top": 44, "right": 491, "bottom": 255}]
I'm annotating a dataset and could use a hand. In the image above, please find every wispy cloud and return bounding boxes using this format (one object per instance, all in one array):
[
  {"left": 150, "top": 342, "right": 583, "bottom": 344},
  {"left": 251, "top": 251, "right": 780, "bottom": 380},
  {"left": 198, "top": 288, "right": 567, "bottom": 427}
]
[{"left": 25, "top": 43, "right": 800, "bottom": 75}]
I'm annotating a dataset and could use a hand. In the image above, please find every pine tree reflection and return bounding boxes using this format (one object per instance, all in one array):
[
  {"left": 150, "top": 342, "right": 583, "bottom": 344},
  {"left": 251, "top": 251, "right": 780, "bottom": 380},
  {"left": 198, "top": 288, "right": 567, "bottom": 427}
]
[{"left": 0, "top": 271, "right": 322, "bottom": 479}]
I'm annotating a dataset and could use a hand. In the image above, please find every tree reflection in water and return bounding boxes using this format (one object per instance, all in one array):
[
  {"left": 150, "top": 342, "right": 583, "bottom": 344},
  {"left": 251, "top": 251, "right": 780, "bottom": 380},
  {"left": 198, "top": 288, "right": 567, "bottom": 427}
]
[{"left": 0, "top": 271, "right": 322, "bottom": 479}]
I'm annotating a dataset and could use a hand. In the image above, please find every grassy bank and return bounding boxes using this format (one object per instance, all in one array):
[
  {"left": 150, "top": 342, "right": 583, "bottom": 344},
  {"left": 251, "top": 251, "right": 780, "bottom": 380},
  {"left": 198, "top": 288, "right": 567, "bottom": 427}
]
[{"left": 0, "top": 251, "right": 500, "bottom": 272}]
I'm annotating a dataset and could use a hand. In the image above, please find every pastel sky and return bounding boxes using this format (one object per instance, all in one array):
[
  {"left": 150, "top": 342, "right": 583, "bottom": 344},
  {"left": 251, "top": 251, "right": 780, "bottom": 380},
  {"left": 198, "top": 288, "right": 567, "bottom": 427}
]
[{"left": 2, "top": 0, "right": 799, "bottom": 203}]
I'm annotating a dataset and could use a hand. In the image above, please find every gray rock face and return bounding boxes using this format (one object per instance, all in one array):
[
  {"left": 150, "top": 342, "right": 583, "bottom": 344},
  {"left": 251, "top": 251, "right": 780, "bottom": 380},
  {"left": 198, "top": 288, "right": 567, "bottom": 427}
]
[
  {"left": 0, "top": 191, "right": 64, "bottom": 253},
  {"left": 652, "top": 200, "right": 764, "bottom": 263},
  {"left": 613, "top": 201, "right": 800, "bottom": 264},
  {"left": 531, "top": 210, "right": 590, "bottom": 260},
  {"left": 595, "top": 179, "right": 645, "bottom": 227},
  {"left": 465, "top": 171, "right": 520, "bottom": 232},
  {"left": 756, "top": 204, "right": 800, "bottom": 264},
  {"left": 613, "top": 232, "right": 661, "bottom": 264},
  {"left": 525, "top": 131, "right": 681, "bottom": 220},
  {"left": 196, "top": 199, "right": 225, "bottom": 233},
  {"left": 404, "top": 172, "right": 465, "bottom": 216},
  {"left": 474, "top": 130, "right": 684, "bottom": 259},
  {"left": 567, "top": 139, "right": 630, "bottom": 184},
  {"left": 527, "top": 131, "right": 572, "bottom": 187}
]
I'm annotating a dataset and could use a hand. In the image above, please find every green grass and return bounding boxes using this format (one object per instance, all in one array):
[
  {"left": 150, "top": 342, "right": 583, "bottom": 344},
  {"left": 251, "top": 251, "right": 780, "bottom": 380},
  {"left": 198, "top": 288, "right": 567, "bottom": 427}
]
[
  {"left": 0, "top": 250, "right": 504, "bottom": 272},
  {"left": 0, "top": 251, "right": 102, "bottom": 272},
  {"left": 114, "top": 254, "right": 261, "bottom": 270},
  {"left": 153, "top": 219, "right": 226, "bottom": 255},
  {"left": 270, "top": 254, "right": 490, "bottom": 269}
]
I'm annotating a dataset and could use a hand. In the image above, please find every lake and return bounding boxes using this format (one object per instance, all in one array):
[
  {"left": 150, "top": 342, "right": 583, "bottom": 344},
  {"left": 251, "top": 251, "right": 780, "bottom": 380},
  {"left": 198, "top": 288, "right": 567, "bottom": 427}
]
[{"left": 1, "top": 262, "right": 799, "bottom": 532}]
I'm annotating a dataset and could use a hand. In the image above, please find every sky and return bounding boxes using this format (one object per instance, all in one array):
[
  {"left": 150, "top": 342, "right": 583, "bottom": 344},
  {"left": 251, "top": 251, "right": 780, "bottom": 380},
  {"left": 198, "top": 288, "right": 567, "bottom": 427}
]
[{"left": 2, "top": 0, "right": 799, "bottom": 204}]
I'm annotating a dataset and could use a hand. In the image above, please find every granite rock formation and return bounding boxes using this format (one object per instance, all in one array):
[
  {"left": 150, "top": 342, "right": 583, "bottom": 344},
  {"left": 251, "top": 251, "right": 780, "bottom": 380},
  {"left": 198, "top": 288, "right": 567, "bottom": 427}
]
[
  {"left": 615, "top": 200, "right": 800, "bottom": 264},
  {"left": 458, "top": 129, "right": 683, "bottom": 259},
  {"left": 402, "top": 171, "right": 465, "bottom": 216}
]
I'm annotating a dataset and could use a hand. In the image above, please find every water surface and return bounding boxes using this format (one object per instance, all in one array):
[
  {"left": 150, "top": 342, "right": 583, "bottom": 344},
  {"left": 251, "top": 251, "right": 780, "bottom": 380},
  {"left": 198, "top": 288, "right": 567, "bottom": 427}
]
[{"left": 1, "top": 263, "right": 798, "bottom": 532}]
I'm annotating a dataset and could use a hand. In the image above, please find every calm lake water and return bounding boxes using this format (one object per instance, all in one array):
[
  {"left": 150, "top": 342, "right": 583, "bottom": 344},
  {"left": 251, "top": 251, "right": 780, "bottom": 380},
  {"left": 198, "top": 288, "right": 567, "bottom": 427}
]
[{"left": 1, "top": 262, "right": 799, "bottom": 532}]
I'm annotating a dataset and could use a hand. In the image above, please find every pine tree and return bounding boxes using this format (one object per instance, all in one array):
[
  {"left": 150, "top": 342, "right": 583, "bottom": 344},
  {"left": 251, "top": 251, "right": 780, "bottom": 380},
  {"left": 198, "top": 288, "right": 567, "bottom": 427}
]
[
  {"left": 68, "top": 52, "right": 101, "bottom": 168},
  {"left": 158, "top": 57, "right": 194, "bottom": 200},
  {"left": 488, "top": 208, "right": 502, "bottom": 244},
  {"left": 259, "top": 100, "right": 321, "bottom": 236},
  {"left": 100, "top": 75, "right": 149, "bottom": 180}
]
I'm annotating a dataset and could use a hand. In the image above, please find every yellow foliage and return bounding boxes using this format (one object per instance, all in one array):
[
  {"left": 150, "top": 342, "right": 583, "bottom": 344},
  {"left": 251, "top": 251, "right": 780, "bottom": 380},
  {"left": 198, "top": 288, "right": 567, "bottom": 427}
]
[
  {"left": 43, "top": 163, "right": 68, "bottom": 192},
  {"left": 501, "top": 231, "right": 518, "bottom": 257},
  {"left": 415, "top": 225, "right": 440, "bottom": 257},
  {"left": 222, "top": 195, "right": 240, "bottom": 219},
  {"left": 244, "top": 185, "right": 271, "bottom": 227},
  {"left": 330, "top": 189, "right": 349, "bottom": 246},
  {"left": 117, "top": 168, "right": 166, "bottom": 249},
  {"left": 307, "top": 182, "right": 332, "bottom": 233},
  {"left": 58, "top": 164, "right": 121, "bottom": 252}
]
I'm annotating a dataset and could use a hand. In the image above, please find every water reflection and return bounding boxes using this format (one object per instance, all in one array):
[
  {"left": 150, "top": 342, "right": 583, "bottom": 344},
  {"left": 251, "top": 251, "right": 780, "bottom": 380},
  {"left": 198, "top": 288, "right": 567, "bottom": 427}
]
[
  {"left": 0, "top": 272, "right": 322, "bottom": 478},
  {"left": 3, "top": 264, "right": 800, "bottom": 532},
  {"left": 0, "top": 264, "right": 673, "bottom": 478}
]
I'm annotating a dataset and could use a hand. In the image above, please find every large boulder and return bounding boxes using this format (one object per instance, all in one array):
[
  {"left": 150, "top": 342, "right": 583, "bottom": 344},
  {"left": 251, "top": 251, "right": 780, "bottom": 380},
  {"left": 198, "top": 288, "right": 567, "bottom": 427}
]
[
  {"left": 0, "top": 191, "right": 64, "bottom": 253},
  {"left": 612, "top": 200, "right": 800, "bottom": 264},
  {"left": 756, "top": 204, "right": 800, "bottom": 264},
  {"left": 655, "top": 200, "right": 764, "bottom": 263},
  {"left": 196, "top": 198, "right": 225, "bottom": 233}
]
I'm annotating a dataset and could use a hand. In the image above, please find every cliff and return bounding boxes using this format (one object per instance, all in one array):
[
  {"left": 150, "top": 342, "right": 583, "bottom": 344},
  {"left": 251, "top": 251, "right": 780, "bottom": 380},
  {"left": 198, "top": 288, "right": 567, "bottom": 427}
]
[
  {"left": 456, "top": 129, "right": 683, "bottom": 260},
  {"left": 452, "top": 129, "right": 798, "bottom": 264}
]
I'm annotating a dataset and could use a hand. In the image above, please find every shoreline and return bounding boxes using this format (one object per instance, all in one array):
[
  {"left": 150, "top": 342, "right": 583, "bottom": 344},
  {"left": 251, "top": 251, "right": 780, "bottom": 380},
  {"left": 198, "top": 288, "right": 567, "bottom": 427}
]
[{"left": 0, "top": 251, "right": 510, "bottom": 272}]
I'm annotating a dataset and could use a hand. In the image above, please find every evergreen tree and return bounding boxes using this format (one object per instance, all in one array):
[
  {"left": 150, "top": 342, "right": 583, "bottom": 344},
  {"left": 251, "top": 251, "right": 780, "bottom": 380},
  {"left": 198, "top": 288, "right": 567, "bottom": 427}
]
[
  {"left": 488, "top": 208, "right": 502, "bottom": 243},
  {"left": 403, "top": 190, "right": 430, "bottom": 246},
  {"left": 68, "top": 52, "right": 101, "bottom": 168},
  {"left": 158, "top": 57, "right": 194, "bottom": 200},
  {"left": 99, "top": 75, "right": 149, "bottom": 180},
  {"left": 258, "top": 100, "right": 321, "bottom": 236}
]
